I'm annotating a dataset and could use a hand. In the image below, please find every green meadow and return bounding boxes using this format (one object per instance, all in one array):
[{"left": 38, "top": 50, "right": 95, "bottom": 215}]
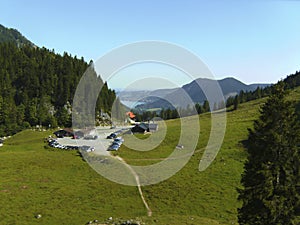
[{"left": 2, "top": 87, "right": 300, "bottom": 225}]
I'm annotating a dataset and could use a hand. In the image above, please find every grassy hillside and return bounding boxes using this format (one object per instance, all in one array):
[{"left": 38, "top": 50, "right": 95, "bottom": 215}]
[
  {"left": 119, "top": 97, "right": 265, "bottom": 225},
  {"left": 1, "top": 87, "right": 300, "bottom": 225},
  {"left": 0, "top": 131, "right": 146, "bottom": 225}
]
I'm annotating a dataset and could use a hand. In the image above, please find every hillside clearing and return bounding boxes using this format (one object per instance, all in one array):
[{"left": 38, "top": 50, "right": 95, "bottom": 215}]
[{"left": 2, "top": 87, "right": 300, "bottom": 224}]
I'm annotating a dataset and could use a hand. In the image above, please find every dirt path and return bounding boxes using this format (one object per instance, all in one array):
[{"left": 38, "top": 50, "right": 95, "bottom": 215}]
[
  {"left": 112, "top": 146, "right": 215, "bottom": 217},
  {"left": 115, "top": 156, "right": 152, "bottom": 217}
]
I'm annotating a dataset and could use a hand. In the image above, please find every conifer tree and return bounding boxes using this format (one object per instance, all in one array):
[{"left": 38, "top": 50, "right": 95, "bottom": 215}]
[
  {"left": 234, "top": 95, "right": 240, "bottom": 110},
  {"left": 203, "top": 100, "right": 210, "bottom": 112},
  {"left": 238, "top": 82, "right": 300, "bottom": 225}
]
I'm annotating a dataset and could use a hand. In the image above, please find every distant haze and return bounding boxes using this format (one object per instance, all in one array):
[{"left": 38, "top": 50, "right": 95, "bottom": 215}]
[
  {"left": 118, "top": 77, "right": 270, "bottom": 109},
  {"left": 107, "top": 62, "right": 195, "bottom": 91}
]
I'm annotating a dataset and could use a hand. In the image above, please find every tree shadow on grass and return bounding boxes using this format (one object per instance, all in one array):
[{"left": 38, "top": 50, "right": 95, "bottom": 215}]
[{"left": 294, "top": 101, "right": 300, "bottom": 121}]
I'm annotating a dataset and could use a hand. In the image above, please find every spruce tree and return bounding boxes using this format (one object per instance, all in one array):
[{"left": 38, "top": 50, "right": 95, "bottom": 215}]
[
  {"left": 238, "top": 82, "right": 300, "bottom": 225},
  {"left": 203, "top": 100, "right": 210, "bottom": 112},
  {"left": 234, "top": 95, "right": 240, "bottom": 110}
]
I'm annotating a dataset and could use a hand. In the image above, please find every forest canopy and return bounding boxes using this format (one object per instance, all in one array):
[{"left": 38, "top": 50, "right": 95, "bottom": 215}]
[{"left": 0, "top": 42, "right": 117, "bottom": 136}]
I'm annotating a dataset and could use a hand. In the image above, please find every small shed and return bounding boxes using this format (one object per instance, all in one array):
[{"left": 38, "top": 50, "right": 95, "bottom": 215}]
[
  {"left": 148, "top": 123, "right": 158, "bottom": 132},
  {"left": 131, "top": 123, "right": 158, "bottom": 133},
  {"left": 131, "top": 123, "right": 149, "bottom": 133},
  {"left": 54, "top": 128, "right": 86, "bottom": 139},
  {"left": 53, "top": 129, "right": 74, "bottom": 138}
]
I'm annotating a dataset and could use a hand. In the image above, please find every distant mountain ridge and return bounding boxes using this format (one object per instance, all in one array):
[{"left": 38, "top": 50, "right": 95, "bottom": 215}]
[
  {"left": 118, "top": 77, "right": 270, "bottom": 109},
  {"left": 0, "top": 24, "right": 35, "bottom": 47},
  {"left": 182, "top": 77, "right": 270, "bottom": 103}
]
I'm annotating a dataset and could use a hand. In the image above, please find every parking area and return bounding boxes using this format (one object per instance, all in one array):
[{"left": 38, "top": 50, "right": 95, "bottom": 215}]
[{"left": 54, "top": 126, "right": 131, "bottom": 156}]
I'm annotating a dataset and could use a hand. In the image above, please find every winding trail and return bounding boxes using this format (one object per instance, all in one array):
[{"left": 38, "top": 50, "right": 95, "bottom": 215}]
[
  {"left": 112, "top": 146, "right": 215, "bottom": 217},
  {"left": 115, "top": 156, "right": 152, "bottom": 217}
]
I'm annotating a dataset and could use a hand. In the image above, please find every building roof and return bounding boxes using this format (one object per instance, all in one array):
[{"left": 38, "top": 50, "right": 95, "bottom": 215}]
[
  {"left": 131, "top": 123, "right": 149, "bottom": 133},
  {"left": 63, "top": 128, "right": 74, "bottom": 134},
  {"left": 148, "top": 123, "right": 158, "bottom": 131},
  {"left": 126, "top": 111, "right": 136, "bottom": 119},
  {"left": 139, "top": 123, "right": 149, "bottom": 130},
  {"left": 131, "top": 123, "right": 158, "bottom": 133}
]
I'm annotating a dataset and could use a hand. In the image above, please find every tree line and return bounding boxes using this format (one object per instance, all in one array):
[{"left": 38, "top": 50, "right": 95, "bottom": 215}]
[
  {"left": 131, "top": 100, "right": 211, "bottom": 121},
  {"left": 227, "top": 70, "right": 300, "bottom": 111},
  {"left": 131, "top": 86, "right": 270, "bottom": 121},
  {"left": 0, "top": 42, "right": 116, "bottom": 136}
]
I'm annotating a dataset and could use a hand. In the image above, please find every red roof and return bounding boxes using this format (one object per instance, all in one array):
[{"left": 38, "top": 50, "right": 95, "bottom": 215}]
[{"left": 126, "top": 111, "right": 135, "bottom": 119}]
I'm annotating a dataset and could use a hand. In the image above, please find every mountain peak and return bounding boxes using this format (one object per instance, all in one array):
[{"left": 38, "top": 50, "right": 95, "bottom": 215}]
[
  {"left": 0, "top": 24, "right": 35, "bottom": 47},
  {"left": 124, "top": 77, "right": 271, "bottom": 109}
]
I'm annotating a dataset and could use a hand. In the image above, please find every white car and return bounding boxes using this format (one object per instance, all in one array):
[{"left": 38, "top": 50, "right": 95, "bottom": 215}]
[
  {"left": 114, "top": 137, "right": 124, "bottom": 143},
  {"left": 80, "top": 145, "right": 95, "bottom": 152}
]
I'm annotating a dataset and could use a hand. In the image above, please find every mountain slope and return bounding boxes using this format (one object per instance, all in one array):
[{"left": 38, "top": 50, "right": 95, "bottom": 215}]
[
  {"left": 5, "top": 86, "right": 300, "bottom": 224},
  {"left": 132, "top": 77, "right": 270, "bottom": 110},
  {"left": 0, "top": 24, "right": 35, "bottom": 47},
  {"left": 0, "top": 28, "right": 119, "bottom": 136},
  {"left": 184, "top": 77, "right": 269, "bottom": 103}
]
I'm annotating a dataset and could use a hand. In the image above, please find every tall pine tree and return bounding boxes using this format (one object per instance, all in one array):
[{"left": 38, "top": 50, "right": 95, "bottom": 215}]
[{"left": 238, "top": 82, "right": 300, "bottom": 224}]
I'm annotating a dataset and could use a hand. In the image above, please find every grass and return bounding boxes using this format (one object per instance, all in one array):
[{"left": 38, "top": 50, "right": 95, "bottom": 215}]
[
  {"left": 0, "top": 131, "right": 146, "bottom": 225},
  {"left": 120, "top": 98, "right": 263, "bottom": 225},
  {"left": 1, "top": 87, "right": 299, "bottom": 225}
]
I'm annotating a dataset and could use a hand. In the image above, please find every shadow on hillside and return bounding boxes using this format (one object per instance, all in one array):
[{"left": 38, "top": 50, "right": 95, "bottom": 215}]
[
  {"left": 240, "top": 139, "right": 249, "bottom": 148},
  {"left": 295, "top": 101, "right": 300, "bottom": 120}
]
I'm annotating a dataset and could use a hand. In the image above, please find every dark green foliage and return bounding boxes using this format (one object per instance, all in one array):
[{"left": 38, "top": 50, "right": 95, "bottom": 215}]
[
  {"left": 226, "top": 71, "right": 300, "bottom": 109},
  {"left": 195, "top": 102, "right": 203, "bottom": 114},
  {"left": 0, "top": 24, "right": 35, "bottom": 47},
  {"left": 284, "top": 70, "right": 300, "bottom": 89},
  {"left": 238, "top": 82, "right": 300, "bottom": 225},
  {"left": 226, "top": 86, "right": 272, "bottom": 110},
  {"left": 202, "top": 100, "right": 210, "bottom": 112},
  {"left": 0, "top": 42, "right": 117, "bottom": 136},
  {"left": 234, "top": 95, "right": 240, "bottom": 110},
  {"left": 133, "top": 98, "right": 212, "bottom": 121},
  {"left": 160, "top": 108, "right": 179, "bottom": 120}
]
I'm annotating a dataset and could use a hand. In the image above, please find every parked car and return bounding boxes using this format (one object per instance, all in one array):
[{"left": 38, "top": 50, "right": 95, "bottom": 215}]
[
  {"left": 48, "top": 139, "right": 80, "bottom": 150},
  {"left": 112, "top": 140, "right": 122, "bottom": 146},
  {"left": 80, "top": 145, "right": 95, "bottom": 152},
  {"left": 73, "top": 131, "right": 84, "bottom": 139},
  {"left": 84, "top": 135, "right": 98, "bottom": 140},
  {"left": 114, "top": 137, "right": 124, "bottom": 143},
  {"left": 88, "top": 147, "right": 95, "bottom": 152},
  {"left": 106, "top": 133, "right": 117, "bottom": 139},
  {"left": 108, "top": 144, "right": 119, "bottom": 151}
]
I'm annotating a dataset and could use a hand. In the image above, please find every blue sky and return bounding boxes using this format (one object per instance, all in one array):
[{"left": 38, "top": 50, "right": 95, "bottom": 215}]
[{"left": 1, "top": 0, "right": 300, "bottom": 89}]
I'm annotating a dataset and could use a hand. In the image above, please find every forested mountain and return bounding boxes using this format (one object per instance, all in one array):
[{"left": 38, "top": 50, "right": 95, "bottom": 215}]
[
  {"left": 132, "top": 77, "right": 270, "bottom": 110},
  {"left": 0, "top": 42, "right": 117, "bottom": 136},
  {"left": 119, "top": 78, "right": 269, "bottom": 108},
  {"left": 181, "top": 77, "right": 269, "bottom": 103},
  {"left": 0, "top": 24, "right": 35, "bottom": 47},
  {"left": 132, "top": 71, "right": 300, "bottom": 121}
]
